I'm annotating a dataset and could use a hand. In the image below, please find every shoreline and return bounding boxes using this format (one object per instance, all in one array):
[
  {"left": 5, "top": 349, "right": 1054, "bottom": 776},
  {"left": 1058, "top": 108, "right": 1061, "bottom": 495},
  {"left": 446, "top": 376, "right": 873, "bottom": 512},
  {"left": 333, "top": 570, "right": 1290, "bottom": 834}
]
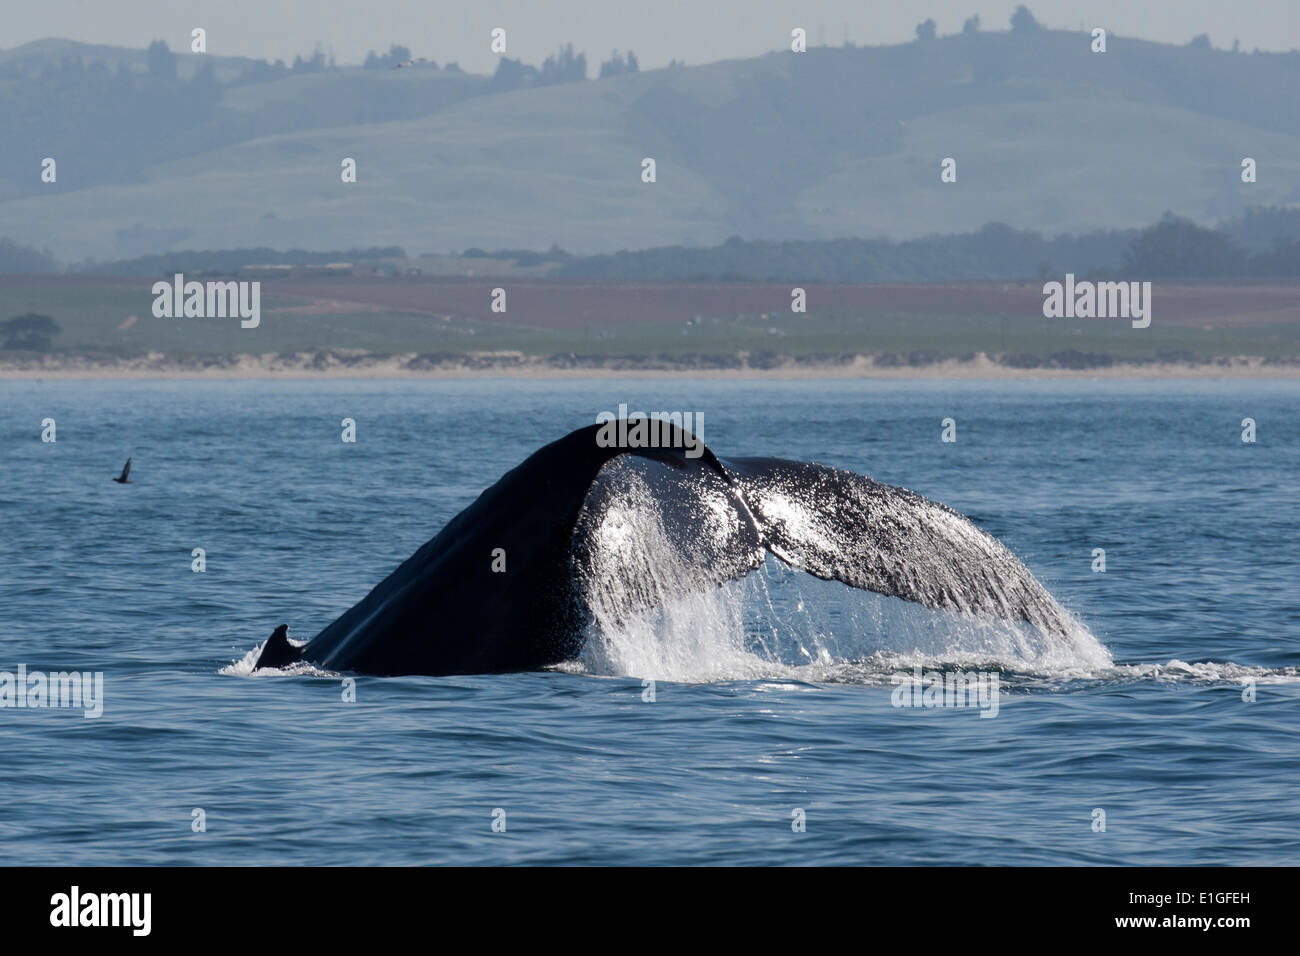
[{"left": 2, "top": 351, "right": 1299, "bottom": 380}]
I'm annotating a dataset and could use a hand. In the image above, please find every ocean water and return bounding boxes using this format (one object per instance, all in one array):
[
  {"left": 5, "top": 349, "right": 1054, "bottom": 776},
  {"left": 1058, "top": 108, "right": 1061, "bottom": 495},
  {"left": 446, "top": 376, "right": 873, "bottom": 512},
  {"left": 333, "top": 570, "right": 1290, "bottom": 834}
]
[{"left": 1, "top": 377, "right": 1297, "bottom": 866}]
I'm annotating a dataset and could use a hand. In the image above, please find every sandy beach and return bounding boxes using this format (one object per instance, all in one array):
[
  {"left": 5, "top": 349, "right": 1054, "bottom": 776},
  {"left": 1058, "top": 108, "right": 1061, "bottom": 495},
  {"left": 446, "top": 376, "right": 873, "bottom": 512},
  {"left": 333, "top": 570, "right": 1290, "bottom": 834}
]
[{"left": 2, "top": 350, "right": 1298, "bottom": 380}]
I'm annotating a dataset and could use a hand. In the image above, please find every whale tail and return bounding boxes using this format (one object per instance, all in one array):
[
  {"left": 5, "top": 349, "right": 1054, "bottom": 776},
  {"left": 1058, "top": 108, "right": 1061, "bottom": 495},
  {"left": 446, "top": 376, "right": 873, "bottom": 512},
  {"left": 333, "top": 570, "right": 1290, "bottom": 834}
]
[
  {"left": 573, "top": 451, "right": 1078, "bottom": 639},
  {"left": 254, "top": 624, "right": 304, "bottom": 670},
  {"left": 248, "top": 422, "right": 1080, "bottom": 677}
]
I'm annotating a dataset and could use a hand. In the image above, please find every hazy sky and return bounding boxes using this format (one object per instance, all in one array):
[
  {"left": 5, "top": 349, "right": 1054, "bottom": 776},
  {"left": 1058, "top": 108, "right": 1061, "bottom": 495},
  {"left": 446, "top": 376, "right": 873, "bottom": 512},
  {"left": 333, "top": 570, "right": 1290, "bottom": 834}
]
[{"left": 6, "top": 0, "right": 1298, "bottom": 69}]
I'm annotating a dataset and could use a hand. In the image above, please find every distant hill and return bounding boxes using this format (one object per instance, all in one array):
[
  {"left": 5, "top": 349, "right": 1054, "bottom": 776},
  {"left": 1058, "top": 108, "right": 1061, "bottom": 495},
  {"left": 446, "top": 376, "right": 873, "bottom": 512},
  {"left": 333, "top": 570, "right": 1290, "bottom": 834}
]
[
  {"left": 1, "top": 25, "right": 1298, "bottom": 262},
  {"left": 0, "top": 37, "right": 259, "bottom": 80}
]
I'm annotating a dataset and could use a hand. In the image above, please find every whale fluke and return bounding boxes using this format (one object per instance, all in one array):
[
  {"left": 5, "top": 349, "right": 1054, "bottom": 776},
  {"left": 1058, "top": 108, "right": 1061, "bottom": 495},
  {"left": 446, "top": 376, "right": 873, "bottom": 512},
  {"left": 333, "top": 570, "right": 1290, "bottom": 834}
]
[
  {"left": 113, "top": 458, "right": 132, "bottom": 484},
  {"left": 251, "top": 422, "right": 1076, "bottom": 677},
  {"left": 718, "top": 457, "right": 1072, "bottom": 635}
]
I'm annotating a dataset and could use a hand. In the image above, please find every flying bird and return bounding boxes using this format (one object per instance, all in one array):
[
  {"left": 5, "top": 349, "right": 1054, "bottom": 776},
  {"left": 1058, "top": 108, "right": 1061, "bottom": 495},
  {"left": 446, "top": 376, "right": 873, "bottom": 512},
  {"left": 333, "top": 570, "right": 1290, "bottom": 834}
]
[{"left": 112, "top": 458, "right": 132, "bottom": 484}]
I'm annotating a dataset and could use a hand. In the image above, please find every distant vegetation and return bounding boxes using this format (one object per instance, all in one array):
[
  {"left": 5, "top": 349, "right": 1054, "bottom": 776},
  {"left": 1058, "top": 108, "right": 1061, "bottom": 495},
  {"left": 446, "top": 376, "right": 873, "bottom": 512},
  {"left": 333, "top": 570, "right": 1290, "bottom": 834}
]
[
  {"left": 70, "top": 246, "right": 407, "bottom": 277},
  {"left": 0, "top": 206, "right": 1288, "bottom": 282},
  {"left": 0, "top": 313, "right": 60, "bottom": 350},
  {"left": 555, "top": 208, "right": 1300, "bottom": 282},
  {"left": 0, "top": 238, "right": 59, "bottom": 273},
  {"left": 598, "top": 50, "right": 640, "bottom": 78},
  {"left": 560, "top": 225, "right": 1134, "bottom": 282},
  {"left": 0, "top": 40, "right": 223, "bottom": 196},
  {"left": 364, "top": 45, "right": 420, "bottom": 70},
  {"left": 459, "top": 245, "right": 574, "bottom": 268},
  {"left": 491, "top": 44, "right": 590, "bottom": 91},
  {"left": 1011, "top": 5, "right": 1043, "bottom": 34}
]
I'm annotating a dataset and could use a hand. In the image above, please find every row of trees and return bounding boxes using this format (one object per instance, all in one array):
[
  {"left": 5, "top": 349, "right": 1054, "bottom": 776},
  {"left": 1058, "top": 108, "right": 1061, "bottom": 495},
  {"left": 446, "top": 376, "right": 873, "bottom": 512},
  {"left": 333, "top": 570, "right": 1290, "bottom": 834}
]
[
  {"left": 599, "top": 50, "right": 640, "bottom": 78},
  {"left": 491, "top": 44, "right": 583, "bottom": 91},
  {"left": 0, "top": 239, "right": 60, "bottom": 273},
  {"left": 1122, "top": 214, "right": 1300, "bottom": 277},
  {"left": 6, "top": 207, "right": 1296, "bottom": 281},
  {"left": 235, "top": 48, "right": 338, "bottom": 82},
  {"left": 145, "top": 39, "right": 333, "bottom": 86},
  {"left": 73, "top": 246, "right": 407, "bottom": 277},
  {"left": 913, "top": 7, "right": 1041, "bottom": 42},
  {"left": 6, "top": 209, "right": 1296, "bottom": 281},
  {"left": 0, "top": 314, "right": 60, "bottom": 351},
  {"left": 558, "top": 211, "right": 1300, "bottom": 282},
  {"left": 921, "top": 7, "right": 1238, "bottom": 49},
  {"left": 0, "top": 44, "right": 226, "bottom": 193},
  {"left": 358, "top": 42, "right": 640, "bottom": 89},
  {"left": 492, "top": 44, "right": 640, "bottom": 90},
  {"left": 360, "top": 45, "right": 462, "bottom": 71}
]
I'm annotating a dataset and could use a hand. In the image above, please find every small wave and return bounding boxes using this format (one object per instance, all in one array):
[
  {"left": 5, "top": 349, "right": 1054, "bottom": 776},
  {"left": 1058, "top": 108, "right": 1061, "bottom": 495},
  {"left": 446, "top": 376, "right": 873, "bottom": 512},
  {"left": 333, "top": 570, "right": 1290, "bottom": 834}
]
[
  {"left": 1105, "top": 659, "right": 1300, "bottom": 685},
  {"left": 561, "top": 646, "right": 1300, "bottom": 690},
  {"left": 793, "top": 654, "right": 1300, "bottom": 689},
  {"left": 220, "top": 642, "right": 338, "bottom": 678}
]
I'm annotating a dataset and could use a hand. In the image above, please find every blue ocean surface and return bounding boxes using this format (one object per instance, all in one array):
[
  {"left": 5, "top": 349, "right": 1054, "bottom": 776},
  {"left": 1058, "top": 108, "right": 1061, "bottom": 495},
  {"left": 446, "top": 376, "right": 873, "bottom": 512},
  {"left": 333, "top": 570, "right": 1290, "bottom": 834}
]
[{"left": 0, "top": 377, "right": 1297, "bottom": 865}]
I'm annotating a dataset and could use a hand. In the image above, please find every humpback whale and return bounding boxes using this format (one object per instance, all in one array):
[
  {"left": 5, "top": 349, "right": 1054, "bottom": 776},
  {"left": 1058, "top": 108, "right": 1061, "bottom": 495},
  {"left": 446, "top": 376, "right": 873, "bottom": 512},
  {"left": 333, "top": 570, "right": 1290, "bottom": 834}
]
[
  {"left": 253, "top": 421, "right": 1075, "bottom": 677},
  {"left": 113, "top": 458, "right": 132, "bottom": 484}
]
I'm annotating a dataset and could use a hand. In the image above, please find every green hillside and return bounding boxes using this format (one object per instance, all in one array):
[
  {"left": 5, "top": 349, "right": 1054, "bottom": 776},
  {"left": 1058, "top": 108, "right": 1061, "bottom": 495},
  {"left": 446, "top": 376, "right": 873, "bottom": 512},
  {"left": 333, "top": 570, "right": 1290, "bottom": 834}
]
[{"left": 1, "top": 28, "right": 1297, "bottom": 262}]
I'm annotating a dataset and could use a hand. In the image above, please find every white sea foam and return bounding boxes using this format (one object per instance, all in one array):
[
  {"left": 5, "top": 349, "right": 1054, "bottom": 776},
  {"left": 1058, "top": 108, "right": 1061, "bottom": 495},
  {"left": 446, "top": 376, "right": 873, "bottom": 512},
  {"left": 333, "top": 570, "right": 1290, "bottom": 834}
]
[{"left": 220, "top": 642, "right": 337, "bottom": 678}]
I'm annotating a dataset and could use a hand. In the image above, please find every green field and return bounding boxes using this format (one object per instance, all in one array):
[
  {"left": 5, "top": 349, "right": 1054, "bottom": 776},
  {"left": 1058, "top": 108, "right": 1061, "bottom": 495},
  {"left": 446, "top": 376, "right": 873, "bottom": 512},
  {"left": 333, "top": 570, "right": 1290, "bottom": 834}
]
[{"left": 2, "top": 277, "right": 1297, "bottom": 364}]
